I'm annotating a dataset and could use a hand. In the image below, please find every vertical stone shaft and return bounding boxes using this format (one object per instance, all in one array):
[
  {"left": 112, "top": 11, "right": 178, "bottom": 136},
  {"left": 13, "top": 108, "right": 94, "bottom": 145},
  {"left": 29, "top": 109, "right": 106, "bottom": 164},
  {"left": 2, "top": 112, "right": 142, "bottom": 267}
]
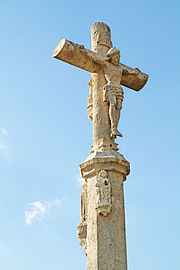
[
  {"left": 80, "top": 156, "right": 129, "bottom": 270},
  {"left": 80, "top": 22, "right": 130, "bottom": 270},
  {"left": 91, "top": 23, "right": 115, "bottom": 151}
]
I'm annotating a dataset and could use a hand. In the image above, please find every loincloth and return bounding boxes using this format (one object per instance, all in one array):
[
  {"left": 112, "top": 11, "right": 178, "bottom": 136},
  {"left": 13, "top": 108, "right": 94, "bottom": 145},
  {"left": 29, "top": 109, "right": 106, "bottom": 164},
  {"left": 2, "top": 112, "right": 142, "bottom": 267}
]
[{"left": 103, "top": 84, "right": 124, "bottom": 102}]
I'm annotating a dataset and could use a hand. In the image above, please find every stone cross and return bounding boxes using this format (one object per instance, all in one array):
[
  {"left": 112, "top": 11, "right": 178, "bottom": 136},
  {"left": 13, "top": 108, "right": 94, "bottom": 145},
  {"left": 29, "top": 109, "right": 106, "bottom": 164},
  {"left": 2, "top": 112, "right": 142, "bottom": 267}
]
[{"left": 53, "top": 22, "right": 148, "bottom": 270}]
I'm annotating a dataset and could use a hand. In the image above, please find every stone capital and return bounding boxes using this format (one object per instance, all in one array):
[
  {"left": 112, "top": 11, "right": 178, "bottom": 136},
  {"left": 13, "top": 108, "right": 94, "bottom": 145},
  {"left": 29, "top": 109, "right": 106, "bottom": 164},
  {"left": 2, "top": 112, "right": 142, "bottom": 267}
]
[{"left": 79, "top": 151, "right": 130, "bottom": 181}]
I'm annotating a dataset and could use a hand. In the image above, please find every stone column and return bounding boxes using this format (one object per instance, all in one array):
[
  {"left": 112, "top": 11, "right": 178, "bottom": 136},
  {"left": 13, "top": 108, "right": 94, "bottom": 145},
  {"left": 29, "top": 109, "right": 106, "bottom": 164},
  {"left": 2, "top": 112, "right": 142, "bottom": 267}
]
[
  {"left": 80, "top": 151, "right": 130, "bottom": 270},
  {"left": 91, "top": 22, "right": 117, "bottom": 152},
  {"left": 79, "top": 22, "right": 130, "bottom": 270}
]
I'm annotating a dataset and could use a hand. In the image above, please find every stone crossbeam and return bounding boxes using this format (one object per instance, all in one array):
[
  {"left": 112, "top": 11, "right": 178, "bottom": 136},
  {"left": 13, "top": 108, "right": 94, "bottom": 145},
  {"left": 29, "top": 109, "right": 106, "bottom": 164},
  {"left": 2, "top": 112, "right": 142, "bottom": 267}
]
[{"left": 53, "top": 38, "right": 148, "bottom": 91}]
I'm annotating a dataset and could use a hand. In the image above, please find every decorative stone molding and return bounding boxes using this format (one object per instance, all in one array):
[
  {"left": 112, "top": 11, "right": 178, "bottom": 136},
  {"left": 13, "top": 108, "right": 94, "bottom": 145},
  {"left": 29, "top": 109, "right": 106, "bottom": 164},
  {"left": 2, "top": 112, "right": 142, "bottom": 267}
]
[
  {"left": 80, "top": 151, "right": 130, "bottom": 181},
  {"left": 87, "top": 77, "right": 93, "bottom": 121},
  {"left": 91, "top": 138, "right": 119, "bottom": 153},
  {"left": 77, "top": 183, "right": 88, "bottom": 255},
  {"left": 77, "top": 221, "right": 87, "bottom": 256}
]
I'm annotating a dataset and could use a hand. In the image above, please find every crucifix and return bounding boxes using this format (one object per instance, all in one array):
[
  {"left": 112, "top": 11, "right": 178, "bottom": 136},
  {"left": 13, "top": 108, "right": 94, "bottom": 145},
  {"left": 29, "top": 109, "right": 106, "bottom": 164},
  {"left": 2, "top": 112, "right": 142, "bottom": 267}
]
[{"left": 53, "top": 22, "right": 148, "bottom": 270}]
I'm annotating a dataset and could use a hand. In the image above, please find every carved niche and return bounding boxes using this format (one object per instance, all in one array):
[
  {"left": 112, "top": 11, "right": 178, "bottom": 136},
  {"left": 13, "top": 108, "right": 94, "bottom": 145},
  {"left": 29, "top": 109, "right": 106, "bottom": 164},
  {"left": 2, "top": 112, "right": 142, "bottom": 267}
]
[{"left": 95, "top": 170, "right": 112, "bottom": 216}]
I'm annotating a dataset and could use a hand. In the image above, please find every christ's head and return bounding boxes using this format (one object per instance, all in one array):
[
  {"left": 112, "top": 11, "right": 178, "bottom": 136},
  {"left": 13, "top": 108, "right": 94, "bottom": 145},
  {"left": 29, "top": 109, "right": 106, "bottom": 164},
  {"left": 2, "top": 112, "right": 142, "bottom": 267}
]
[{"left": 107, "top": 47, "right": 120, "bottom": 65}]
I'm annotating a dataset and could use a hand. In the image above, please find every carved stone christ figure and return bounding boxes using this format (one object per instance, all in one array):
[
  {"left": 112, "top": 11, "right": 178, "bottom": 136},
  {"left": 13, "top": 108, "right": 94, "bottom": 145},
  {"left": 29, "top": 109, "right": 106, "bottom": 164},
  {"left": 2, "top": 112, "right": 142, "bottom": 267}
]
[{"left": 90, "top": 47, "right": 141, "bottom": 137}]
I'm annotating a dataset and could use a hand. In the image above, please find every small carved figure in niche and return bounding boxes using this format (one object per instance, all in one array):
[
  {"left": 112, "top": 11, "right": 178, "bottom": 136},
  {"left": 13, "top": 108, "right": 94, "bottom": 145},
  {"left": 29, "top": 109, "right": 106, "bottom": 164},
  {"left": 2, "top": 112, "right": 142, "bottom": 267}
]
[
  {"left": 95, "top": 170, "right": 112, "bottom": 216},
  {"left": 77, "top": 183, "right": 87, "bottom": 255},
  {"left": 89, "top": 47, "right": 141, "bottom": 138}
]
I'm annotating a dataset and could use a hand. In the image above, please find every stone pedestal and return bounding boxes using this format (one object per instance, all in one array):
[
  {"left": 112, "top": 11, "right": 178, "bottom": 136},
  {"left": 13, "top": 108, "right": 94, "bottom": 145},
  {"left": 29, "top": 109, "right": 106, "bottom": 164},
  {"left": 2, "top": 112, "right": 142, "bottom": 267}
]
[{"left": 79, "top": 150, "right": 130, "bottom": 270}]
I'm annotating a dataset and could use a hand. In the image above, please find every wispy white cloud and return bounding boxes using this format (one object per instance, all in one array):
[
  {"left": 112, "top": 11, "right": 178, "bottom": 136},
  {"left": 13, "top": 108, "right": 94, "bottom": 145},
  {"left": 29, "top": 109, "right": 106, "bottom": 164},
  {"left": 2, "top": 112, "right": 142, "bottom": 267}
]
[
  {"left": 1, "top": 128, "right": 8, "bottom": 136},
  {"left": 24, "top": 199, "right": 61, "bottom": 225}
]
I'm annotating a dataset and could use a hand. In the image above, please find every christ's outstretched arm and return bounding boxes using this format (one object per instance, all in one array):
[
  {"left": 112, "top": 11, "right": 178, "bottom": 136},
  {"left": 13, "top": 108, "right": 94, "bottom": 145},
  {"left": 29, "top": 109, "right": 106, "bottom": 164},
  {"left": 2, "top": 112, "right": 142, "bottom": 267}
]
[{"left": 122, "top": 65, "right": 141, "bottom": 75}]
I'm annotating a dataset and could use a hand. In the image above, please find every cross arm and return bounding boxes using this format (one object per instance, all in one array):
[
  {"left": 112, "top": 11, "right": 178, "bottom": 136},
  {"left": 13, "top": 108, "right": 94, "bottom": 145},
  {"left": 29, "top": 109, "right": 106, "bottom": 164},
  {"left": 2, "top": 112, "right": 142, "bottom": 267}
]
[
  {"left": 53, "top": 39, "right": 101, "bottom": 73},
  {"left": 53, "top": 39, "right": 148, "bottom": 91},
  {"left": 121, "top": 64, "right": 149, "bottom": 91}
]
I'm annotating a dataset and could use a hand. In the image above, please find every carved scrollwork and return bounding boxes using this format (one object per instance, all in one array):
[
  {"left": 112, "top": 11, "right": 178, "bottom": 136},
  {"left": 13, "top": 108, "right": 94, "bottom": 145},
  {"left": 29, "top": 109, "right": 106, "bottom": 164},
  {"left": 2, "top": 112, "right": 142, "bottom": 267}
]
[
  {"left": 77, "top": 222, "right": 87, "bottom": 256},
  {"left": 77, "top": 183, "right": 87, "bottom": 256}
]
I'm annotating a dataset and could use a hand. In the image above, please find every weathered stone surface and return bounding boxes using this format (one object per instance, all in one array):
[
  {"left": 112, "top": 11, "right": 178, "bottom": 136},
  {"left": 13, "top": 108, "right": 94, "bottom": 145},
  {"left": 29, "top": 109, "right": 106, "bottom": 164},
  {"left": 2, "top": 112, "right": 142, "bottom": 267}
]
[
  {"left": 53, "top": 21, "right": 148, "bottom": 270},
  {"left": 53, "top": 39, "right": 148, "bottom": 91},
  {"left": 95, "top": 170, "right": 112, "bottom": 217},
  {"left": 53, "top": 22, "right": 148, "bottom": 151},
  {"left": 79, "top": 151, "right": 129, "bottom": 270},
  {"left": 53, "top": 38, "right": 101, "bottom": 73}
]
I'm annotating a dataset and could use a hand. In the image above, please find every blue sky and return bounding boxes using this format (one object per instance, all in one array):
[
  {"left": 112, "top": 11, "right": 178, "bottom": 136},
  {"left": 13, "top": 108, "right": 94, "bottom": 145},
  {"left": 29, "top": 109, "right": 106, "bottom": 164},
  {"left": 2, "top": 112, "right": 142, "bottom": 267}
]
[{"left": 0, "top": 0, "right": 179, "bottom": 269}]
